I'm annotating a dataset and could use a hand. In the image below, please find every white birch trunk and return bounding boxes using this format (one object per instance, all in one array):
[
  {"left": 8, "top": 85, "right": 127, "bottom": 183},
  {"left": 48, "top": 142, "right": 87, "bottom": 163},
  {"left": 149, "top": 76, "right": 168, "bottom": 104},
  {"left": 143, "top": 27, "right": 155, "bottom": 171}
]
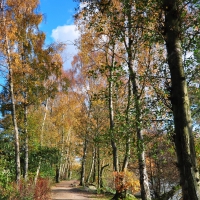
[{"left": 1, "top": 0, "right": 21, "bottom": 184}]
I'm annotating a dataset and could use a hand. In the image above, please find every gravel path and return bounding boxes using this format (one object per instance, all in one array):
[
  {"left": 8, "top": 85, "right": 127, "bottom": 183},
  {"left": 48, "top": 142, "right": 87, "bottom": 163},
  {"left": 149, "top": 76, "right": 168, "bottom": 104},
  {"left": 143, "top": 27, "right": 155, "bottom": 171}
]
[{"left": 51, "top": 180, "right": 97, "bottom": 200}]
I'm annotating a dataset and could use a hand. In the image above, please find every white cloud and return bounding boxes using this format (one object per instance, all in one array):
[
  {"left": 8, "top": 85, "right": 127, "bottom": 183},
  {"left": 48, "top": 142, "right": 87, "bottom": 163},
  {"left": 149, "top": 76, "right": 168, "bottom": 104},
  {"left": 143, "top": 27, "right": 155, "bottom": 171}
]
[{"left": 51, "top": 25, "right": 80, "bottom": 69}]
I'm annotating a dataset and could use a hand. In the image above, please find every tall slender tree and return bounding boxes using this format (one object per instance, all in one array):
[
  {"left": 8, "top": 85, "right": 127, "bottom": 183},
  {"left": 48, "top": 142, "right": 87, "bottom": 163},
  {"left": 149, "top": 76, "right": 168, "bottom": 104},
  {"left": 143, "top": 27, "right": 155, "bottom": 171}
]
[
  {"left": 0, "top": 0, "right": 21, "bottom": 184},
  {"left": 162, "top": 0, "right": 200, "bottom": 199}
]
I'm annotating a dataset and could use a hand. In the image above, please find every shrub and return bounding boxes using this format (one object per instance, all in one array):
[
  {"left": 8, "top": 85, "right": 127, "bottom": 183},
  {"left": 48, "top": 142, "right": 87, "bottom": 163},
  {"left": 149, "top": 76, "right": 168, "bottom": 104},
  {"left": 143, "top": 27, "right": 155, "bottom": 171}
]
[
  {"left": 34, "top": 178, "right": 51, "bottom": 200},
  {"left": 113, "top": 170, "right": 140, "bottom": 194},
  {"left": 1, "top": 178, "right": 51, "bottom": 200}
]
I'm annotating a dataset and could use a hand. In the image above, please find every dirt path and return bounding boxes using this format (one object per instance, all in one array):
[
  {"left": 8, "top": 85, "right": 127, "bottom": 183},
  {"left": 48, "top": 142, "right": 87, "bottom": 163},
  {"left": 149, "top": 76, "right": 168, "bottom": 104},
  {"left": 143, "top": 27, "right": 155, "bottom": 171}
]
[{"left": 51, "top": 180, "right": 99, "bottom": 200}]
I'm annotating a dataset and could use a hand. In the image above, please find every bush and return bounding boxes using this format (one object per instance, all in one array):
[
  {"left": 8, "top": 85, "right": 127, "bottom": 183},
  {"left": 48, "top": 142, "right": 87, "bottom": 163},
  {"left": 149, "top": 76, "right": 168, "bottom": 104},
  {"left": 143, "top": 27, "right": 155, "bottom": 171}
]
[
  {"left": 34, "top": 178, "right": 51, "bottom": 200},
  {"left": 0, "top": 178, "right": 51, "bottom": 200},
  {"left": 113, "top": 170, "right": 140, "bottom": 194},
  {"left": 0, "top": 186, "right": 11, "bottom": 200}
]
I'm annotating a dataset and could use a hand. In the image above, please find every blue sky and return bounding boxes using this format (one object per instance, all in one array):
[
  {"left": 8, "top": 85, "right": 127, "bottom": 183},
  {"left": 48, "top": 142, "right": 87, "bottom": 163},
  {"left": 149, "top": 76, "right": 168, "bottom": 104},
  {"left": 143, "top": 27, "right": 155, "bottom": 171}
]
[
  {"left": 39, "top": 0, "right": 80, "bottom": 69},
  {"left": 0, "top": 0, "right": 80, "bottom": 89}
]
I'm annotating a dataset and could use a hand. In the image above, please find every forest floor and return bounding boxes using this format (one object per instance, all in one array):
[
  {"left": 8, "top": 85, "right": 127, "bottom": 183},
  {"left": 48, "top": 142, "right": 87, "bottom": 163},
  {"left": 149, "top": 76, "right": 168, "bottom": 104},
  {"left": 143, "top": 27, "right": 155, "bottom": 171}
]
[{"left": 51, "top": 180, "right": 112, "bottom": 200}]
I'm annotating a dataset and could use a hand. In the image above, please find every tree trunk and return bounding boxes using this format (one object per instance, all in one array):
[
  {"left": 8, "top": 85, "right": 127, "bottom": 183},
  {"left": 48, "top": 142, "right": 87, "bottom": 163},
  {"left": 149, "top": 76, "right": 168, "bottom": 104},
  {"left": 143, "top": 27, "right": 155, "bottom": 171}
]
[
  {"left": 24, "top": 102, "right": 28, "bottom": 181},
  {"left": 80, "top": 136, "right": 88, "bottom": 186},
  {"left": 34, "top": 160, "right": 41, "bottom": 185},
  {"left": 130, "top": 69, "right": 151, "bottom": 200},
  {"left": 97, "top": 145, "right": 101, "bottom": 188},
  {"left": 59, "top": 163, "right": 65, "bottom": 180},
  {"left": 56, "top": 165, "right": 59, "bottom": 183},
  {"left": 93, "top": 148, "right": 96, "bottom": 183},
  {"left": 108, "top": 47, "right": 119, "bottom": 172},
  {"left": 34, "top": 99, "right": 49, "bottom": 183},
  {"left": 59, "top": 125, "right": 65, "bottom": 181},
  {"left": 10, "top": 53, "right": 21, "bottom": 185},
  {"left": 163, "top": 0, "right": 200, "bottom": 199},
  {"left": 1, "top": 1, "right": 21, "bottom": 184},
  {"left": 126, "top": 26, "right": 151, "bottom": 200},
  {"left": 100, "top": 164, "right": 109, "bottom": 188},
  {"left": 67, "top": 161, "right": 72, "bottom": 180},
  {"left": 122, "top": 78, "right": 131, "bottom": 171},
  {"left": 87, "top": 147, "right": 95, "bottom": 183},
  {"left": 41, "top": 99, "right": 49, "bottom": 146},
  {"left": 123, "top": 2, "right": 151, "bottom": 198}
]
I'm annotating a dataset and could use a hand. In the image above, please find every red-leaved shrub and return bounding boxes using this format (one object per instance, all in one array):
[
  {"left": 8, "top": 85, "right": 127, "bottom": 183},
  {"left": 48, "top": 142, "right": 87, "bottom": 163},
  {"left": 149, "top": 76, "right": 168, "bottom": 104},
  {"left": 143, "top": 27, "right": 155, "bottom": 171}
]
[
  {"left": 9, "top": 178, "right": 51, "bottom": 200},
  {"left": 34, "top": 178, "right": 51, "bottom": 200}
]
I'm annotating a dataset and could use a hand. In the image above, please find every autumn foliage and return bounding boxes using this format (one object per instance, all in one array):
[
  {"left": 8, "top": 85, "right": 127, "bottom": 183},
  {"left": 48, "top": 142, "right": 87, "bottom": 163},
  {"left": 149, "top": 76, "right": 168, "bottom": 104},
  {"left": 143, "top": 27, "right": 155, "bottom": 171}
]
[
  {"left": 113, "top": 170, "right": 140, "bottom": 194},
  {"left": 0, "top": 0, "right": 200, "bottom": 199}
]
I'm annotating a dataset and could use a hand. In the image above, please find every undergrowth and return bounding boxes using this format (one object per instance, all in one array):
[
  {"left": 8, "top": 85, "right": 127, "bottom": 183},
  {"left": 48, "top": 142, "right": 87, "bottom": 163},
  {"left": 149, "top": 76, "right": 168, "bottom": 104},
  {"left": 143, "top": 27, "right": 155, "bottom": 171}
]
[{"left": 0, "top": 178, "right": 51, "bottom": 200}]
